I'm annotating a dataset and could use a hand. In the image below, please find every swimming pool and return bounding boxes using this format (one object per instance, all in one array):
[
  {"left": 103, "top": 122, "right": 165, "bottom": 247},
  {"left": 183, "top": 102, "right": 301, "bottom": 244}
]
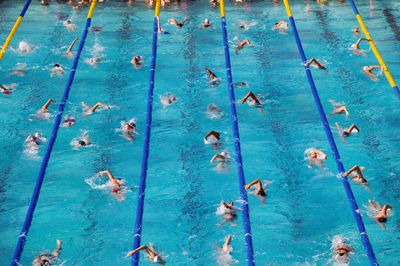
[{"left": 0, "top": 0, "right": 399, "bottom": 265}]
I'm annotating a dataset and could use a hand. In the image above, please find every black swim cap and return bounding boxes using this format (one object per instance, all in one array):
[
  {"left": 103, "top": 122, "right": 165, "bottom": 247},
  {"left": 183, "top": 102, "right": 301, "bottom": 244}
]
[{"left": 78, "top": 140, "right": 86, "bottom": 146}]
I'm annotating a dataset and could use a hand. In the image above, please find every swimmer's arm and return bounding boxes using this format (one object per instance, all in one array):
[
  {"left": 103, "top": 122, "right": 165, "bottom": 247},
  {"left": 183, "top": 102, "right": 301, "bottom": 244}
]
[
  {"left": 368, "top": 200, "right": 377, "bottom": 210},
  {"left": 81, "top": 101, "right": 89, "bottom": 110},
  {"left": 368, "top": 65, "right": 383, "bottom": 70},
  {"left": 343, "top": 165, "right": 359, "bottom": 177},
  {"left": 211, "top": 154, "right": 224, "bottom": 163},
  {"left": 205, "top": 68, "right": 217, "bottom": 79},
  {"left": 348, "top": 124, "right": 360, "bottom": 133},
  {"left": 241, "top": 92, "right": 253, "bottom": 103},
  {"left": 354, "top": 38, "right": 370, "bottom": 48},
  {"left": 220, "top": 200, "right": 228, "bottom": 208},
  {"left": 247, "top": 92, "right": 260, "bottom": 104},
  {"left": 99, "top": 170, "right": 116, "bottom": 181},
  {"left": 243, "top": 39, "right": 254, "bottom": 47},
  {"left": 156, "top": 16, "right": 164, "bottom": 33},
  {"left": 66, "top": 37, "right": 79, "bottom": 54},
  {"left": 305, "top": 58, "right": 326, "bottom": 69},
  {"left": 90, "top": 102, "right": 110, "bottom": 112},
  {"left": 24, "top": 135, "right": 34, "bottom": 143},
  {"left": 222, "top": 235, "right": 232, "bottom": 250},
  {"left": 245, "top": 179, "right": 260, "bottom": 190},
  {"left": 39, "top": 99, "right": 54, "bottom": 112},
  {"left": 126, "top": 245, "right": 148, "bottom": 257}
]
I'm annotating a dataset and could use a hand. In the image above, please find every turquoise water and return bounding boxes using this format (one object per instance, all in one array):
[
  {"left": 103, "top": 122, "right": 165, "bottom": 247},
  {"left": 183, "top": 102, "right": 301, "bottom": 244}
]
[{"left": 0, "top": 0, "right": 399, "bottom": 265}]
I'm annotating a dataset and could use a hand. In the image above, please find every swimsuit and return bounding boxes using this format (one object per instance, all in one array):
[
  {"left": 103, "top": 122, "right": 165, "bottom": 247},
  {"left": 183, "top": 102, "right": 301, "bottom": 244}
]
[{"left": 342, "top": 131, "right": 350, "bottom": 137}]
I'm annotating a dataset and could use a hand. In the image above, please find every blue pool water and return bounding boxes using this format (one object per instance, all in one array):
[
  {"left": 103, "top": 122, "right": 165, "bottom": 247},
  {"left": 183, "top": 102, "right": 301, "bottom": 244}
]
[{"left": 0, "top": 0, "right": 399, "bottom": 265}]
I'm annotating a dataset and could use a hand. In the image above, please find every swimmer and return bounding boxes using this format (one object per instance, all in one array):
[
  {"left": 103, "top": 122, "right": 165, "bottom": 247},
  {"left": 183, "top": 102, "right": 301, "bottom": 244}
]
[
  {"left": 71, "top": 131, "right": 92, "bottom": 150},
  {"left": 234, "top": 38, "right": 254, "bottom": 54},
  {"left": 332, "top": 237, "right": 352, "bottom": 263},
  {"left": 210, "top": 0, "right": 219, "bottom": 5},
  {"left": 305, "top": 148, "right": 327, "bottom": 168},
  {"left": 16, "top": 41, "right": 33, "bottom": 55},
  {"left": 235, "top": 81, "right": 250, "bottom": 88},
  {"left": 239, "top": 20, "right": 256, "bottom": 31},
  {"left": 120, "top": 119, "right": 136, "bottom": 141},
  {"left": 38, "top": 99, "right": 54, "bottom": 114},
  {"left": 363, "top": 65, "right": 383, "bottom": 80},
  {"left": 220, "top": 235, "right": 232, "bottom": 254},
  {"left": 156, "top": 16, "right": 166, "bottom": 34},
  {"left": 40, "top": 0, "right": 50, "bottom": 5},
  {"left": 272, "top": 20, "right": 289, "bottom": 33},
  {"left": 342, "top": 165, "right": 367, "bottom": 184},
  {"left": 0, "top": 83, "right": 17, "bottom": 95},
  {"left": 126, "top": 243, "right": 165, "bottom": 265},
  {"left": 245, "top": 179, "right": 267, "bottom": 204},
  {"left": 51, "top": 64, "right": 65, "bottom": 77},
  {"left": 206, "top": 103, "right": 223, "bottom": 119},
  {"left": 241, "top": 92, "right": 261, "bottom": 107},
  {"left": 351, "top": 38, "right": 371, "bottom": 50},
  {"left": 92, "top": 26, "right": 103, "bottom": 32},
  {"left": 168, "top": 17, "right": 189, "bottom": 28},
  {"left": 216, "top": 235, "right": 233, "bottom": 266},
  {"left": 218, "top": 200, "right": 237, "bottom": 226},
  {"left": 204, "top": 68, "right": 220, "bottom": 85},
  {"left": 87, "top": 57, "right": 102, "bottom": 66},
  {"left": 65, "top": 37, "right": 79, "bottom": 58},
  {"left": 82, "top": 101, "right": 110, "bottom": 115},
  {"left": 335, "top": 122, "right": 359, "bottom": 140},
  {"left": 8, "top": 63, "right": 27, "bottom": 77},
  {"left": 160, "top": 93, "right": 177, "bottom": 108},
  {"left": 63, "top": 20, "right": 77, "bottom": 31},
  {"left": 204, "top": 130, "right": 220, "bottom": 145},
  {"left": 63, "top": 115, "right": 76, "bottom": 127},
  {"left": 33, "top": 240, "right": 62, "bottom": 266},
  {"left": 304, "top": 58, "right": 326, "bottom": 70},
  {"left": 330, "top": 101, "right": 349, "bottom": 117},
  {"left": 131, "top": 55, "right": 143, "bottom": 68},
  {"left": 37, "top": 99, "right": 55, "bottom": 119},
  {"left": 97, "top": 169, "right": 125, "bottom": 198},
  {"left": 353, "top": 26, "right": 360, "bottom": 34},
  {"left": 211, "top": 150, "right": 230, "bottom": 170},
  {"left": 201, "top": 18, "right": 212, "bottom": 28},
  {"left": 369, "top": 200, "right": 392, "bottom": 229},
  {"left": 24, "top": 133, "right": 46, "bottom": 153}
]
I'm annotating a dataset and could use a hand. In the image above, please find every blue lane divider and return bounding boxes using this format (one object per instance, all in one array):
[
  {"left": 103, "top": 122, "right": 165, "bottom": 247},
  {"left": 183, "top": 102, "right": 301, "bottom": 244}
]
[
  {"left": 219, "top": 13, "right": 255, "bottom": 266},
  {"left": 20, "top": 0, "right": 32, "bottom": 16},
  {"left": 131, "top": 13, "right": 160, "bottom": 266},
  {"left": 283, "top": 3, "right": 378, "bottom": 265},
  {"left": 10, "top": 3, "right": 97, "bottom": 265}
]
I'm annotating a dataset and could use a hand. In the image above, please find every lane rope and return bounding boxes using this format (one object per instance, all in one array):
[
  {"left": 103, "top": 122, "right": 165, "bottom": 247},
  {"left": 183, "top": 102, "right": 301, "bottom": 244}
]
[
  {"left": 131, "top": 0, "right": 161, "bottom": 265},
  {"left": 10, "top": 1, "right": 98, "bottom": 265},
  {"left": 282, "top": 1, "right": 378, "bottom": 265},
  {"left": 219, "top": 1, "right": 255, "bottom": 265}
]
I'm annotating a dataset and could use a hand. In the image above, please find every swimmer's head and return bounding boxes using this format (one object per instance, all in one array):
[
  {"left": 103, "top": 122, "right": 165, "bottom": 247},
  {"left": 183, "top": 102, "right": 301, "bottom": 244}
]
[
  {"left": 66, "top": 20, "right": 72, "bottom": 24},
  {"left": 169, "top": 95, "right": 176, "bottom": 103},
  {"left": 34, "top": 133, "right": 41, "bottom": 138},
  {"left": 78, "top": 140, "right": 86, "bottom": 146},
  {"left": 54, "top": 64, "right": 60, "bottom": 68}
]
